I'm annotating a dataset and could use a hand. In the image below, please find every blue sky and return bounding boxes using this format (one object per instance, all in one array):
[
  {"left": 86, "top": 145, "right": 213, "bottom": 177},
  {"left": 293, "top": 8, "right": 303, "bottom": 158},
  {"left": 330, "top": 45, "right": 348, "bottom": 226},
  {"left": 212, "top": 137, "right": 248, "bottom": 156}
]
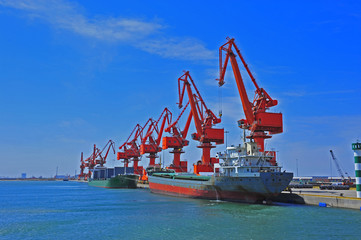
[{"left": 0, "top": 0, "right": 360, "bottom": 177}]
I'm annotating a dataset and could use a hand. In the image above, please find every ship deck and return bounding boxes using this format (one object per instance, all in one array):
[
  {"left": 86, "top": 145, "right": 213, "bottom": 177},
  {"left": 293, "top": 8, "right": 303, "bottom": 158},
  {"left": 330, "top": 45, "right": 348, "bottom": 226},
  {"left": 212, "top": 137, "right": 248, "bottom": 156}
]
[{"left": 152, "top": 173, "right": 211, "bottom": 181}]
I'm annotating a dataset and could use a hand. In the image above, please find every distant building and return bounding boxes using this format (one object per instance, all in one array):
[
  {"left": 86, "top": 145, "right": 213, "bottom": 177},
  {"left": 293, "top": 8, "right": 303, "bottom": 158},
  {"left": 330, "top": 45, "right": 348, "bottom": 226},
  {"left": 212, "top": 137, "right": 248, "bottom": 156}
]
[{"left": 21, "top": 173, "right": 26, "bottom": 179}]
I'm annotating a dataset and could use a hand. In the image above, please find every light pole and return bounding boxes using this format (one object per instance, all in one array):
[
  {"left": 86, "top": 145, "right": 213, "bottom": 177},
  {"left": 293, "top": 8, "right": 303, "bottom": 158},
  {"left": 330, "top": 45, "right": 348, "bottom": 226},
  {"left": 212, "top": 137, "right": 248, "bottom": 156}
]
[
  {"left": 330, "top": 155, "right": 332, "bottom": 180},
  {"left": 296, "top": 159, "right": 299, "bottom": 177}
]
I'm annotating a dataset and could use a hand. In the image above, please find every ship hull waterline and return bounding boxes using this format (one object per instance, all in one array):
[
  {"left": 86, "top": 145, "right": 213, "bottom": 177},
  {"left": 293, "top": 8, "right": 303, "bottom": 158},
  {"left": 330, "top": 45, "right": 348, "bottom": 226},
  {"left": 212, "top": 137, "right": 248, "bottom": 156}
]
[{"left": 148, "top": 172, "right": 293, "bottom": 203}]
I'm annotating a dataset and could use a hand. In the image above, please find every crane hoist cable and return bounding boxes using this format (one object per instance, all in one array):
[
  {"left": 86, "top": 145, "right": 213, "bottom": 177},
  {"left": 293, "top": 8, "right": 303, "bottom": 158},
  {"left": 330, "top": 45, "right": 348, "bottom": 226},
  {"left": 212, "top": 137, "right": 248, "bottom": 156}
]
[{"left": 218, "top": 85, "right": 223, "bottom": 118}]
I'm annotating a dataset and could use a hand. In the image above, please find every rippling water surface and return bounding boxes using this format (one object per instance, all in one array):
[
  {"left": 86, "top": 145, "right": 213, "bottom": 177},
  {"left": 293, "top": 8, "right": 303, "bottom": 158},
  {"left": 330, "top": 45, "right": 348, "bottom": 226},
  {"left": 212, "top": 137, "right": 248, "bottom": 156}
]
[{"left": 1, "top": 181, "right": 360, "bottom": 240}]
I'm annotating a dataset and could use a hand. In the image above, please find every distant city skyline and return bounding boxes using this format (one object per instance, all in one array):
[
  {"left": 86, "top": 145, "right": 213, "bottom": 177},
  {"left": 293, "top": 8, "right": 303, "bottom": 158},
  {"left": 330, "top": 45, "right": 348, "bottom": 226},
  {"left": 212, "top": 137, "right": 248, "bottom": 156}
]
[{"left": 0, "top": 0, "right": 360, "bottom": 177}]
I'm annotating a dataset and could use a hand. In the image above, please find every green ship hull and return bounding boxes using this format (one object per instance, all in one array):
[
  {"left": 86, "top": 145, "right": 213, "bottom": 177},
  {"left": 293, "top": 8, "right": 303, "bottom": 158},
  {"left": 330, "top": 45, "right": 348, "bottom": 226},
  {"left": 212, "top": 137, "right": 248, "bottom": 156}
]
[{"left": 88, "top": 174, "right": 138, "bottom": 188}]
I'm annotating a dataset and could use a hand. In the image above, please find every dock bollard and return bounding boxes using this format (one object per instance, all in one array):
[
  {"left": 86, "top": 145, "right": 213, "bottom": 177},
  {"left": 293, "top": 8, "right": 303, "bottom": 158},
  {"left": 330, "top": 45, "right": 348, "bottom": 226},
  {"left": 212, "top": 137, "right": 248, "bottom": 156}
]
[{"left": 352, "top": 142, "right": 361, "bottom": 198}]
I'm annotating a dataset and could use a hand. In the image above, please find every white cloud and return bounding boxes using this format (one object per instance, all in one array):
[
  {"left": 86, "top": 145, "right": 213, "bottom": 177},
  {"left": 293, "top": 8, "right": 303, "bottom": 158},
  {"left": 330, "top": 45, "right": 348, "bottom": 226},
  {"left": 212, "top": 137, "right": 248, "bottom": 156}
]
[
  {"left": 0, "top": 0, "right": 162, "bottom": 40},
  {"left": 0, "top": 0, "right": 214, "bottom": 61},
  {"left": 137, "top": 38, "right": 215, "bottom": 60}
]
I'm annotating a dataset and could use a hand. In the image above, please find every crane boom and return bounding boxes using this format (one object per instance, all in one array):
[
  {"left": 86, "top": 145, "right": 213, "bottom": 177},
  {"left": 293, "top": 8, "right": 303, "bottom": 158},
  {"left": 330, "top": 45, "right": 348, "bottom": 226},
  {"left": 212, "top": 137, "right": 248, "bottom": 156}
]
[
  {"left": 162, "top": 102, "right": 192, "bottom": 172},
  {"left": 177, "top": 71, "right": 224, "bottom": 174},
  {"left": 218, "top": 37, "right": 282, "bottom": 152},
  {"left": 330, "top": 150, "right": 345, "bottom": 179},
  {"left": 95, "top": 140, "right": 116, "bottom": 166},
  {"left": 81, "top": 144, "right": 100, "bottom": 179},
  {"left": 140, "top": 108, "right": 172, "bottom": 166},
  {"left": 219, "top": 41, "right": 254, "bottom": 125},
  {"left": 142, "top": 108, "right": 172, "bottom": 146},
  {"left": 117, "top": 122, "right": 149, "bottom": 175},
  {"left": 330, "top": 150, "right": 352, "bottom": 185},
  {"left": 179, "top": 72, "right": 203, "bottom": 135}
]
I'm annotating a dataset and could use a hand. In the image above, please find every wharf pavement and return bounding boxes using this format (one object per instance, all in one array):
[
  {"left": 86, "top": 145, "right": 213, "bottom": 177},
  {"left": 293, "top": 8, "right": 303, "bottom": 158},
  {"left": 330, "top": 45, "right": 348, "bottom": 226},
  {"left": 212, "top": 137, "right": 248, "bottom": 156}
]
[{"left": 273, "top": 188, "right": 361, "bottom": 210}]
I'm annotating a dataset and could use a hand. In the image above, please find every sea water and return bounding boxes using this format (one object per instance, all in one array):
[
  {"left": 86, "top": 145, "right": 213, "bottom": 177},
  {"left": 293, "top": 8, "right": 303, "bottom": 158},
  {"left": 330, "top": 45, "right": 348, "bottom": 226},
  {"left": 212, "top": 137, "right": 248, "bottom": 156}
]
[{"left": 1, "top": 181, "right": 360, "bottom": 240}]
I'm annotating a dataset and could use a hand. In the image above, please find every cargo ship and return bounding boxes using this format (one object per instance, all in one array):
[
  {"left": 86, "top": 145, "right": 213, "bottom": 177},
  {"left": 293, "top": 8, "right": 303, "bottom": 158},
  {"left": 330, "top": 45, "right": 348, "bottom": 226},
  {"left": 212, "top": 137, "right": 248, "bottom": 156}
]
[
  {"left": 88, "top": 166, "right": 138, "bottom": 188},
  {"left": 148, "top": 140, "right": 293, "bottom": 203}
]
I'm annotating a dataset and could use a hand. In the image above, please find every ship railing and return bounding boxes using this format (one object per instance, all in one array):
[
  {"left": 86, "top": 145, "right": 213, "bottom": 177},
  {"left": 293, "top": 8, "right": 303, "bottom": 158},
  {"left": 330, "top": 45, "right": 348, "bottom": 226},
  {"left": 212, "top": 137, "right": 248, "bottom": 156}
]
[
  {"left": 215, "top": 165, "right": 281, "bottom": 175},
  {"left": 214, "top": 167, "right": 282, "bottom": 177},
  {"left": 252, "top": 152, "right": 275, "bottom": 157},
  {"left": 264, "top": 151, "right": 275, "bottom": 157}
]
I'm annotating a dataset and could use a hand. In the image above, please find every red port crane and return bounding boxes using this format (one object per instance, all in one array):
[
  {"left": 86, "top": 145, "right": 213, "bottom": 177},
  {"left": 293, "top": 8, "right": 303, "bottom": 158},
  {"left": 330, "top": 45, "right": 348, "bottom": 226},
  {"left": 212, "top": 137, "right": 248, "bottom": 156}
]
[
  {"left": 218, "top": 37, "right": 282, "bottom": 158},
  {"left": 117, "top": 123, "right": 147, "bottom": 175},
  {"left": 81, "top": 144, "right": 100, "bottom": 180},
  {"left": 79, "top": 140, "right": 116, "bottom": 180},
  {"left": 178, "top": 71, "right": 224, "bottom": 174},
  {"left": 163, "top": 102, "right": 192, "bottom": 172},
  {"left": 94, "top": 140, "right": 116, "bottom": 167},
  {"left": 140, "top": 108, "right": 172, "bottom": 167},
  {"left": 78, "top": 152, "right": 87, "bottom": 180},
  {"left": 87, "top": 144, "right": 100, "bottom": 170}
]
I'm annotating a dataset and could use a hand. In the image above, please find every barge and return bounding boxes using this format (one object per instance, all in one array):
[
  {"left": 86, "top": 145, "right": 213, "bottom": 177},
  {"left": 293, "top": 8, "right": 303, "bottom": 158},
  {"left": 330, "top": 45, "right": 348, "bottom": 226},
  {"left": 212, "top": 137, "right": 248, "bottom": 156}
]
[{"left": 88, "top": 166, "right": 138, "bottom": 189}]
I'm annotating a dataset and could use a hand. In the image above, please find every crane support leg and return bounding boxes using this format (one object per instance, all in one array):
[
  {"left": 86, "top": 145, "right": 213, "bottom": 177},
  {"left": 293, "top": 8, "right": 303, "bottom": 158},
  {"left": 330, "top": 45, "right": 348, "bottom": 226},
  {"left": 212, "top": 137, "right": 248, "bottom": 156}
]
[
  {"left": 193, "top": 143, "right": 218, "bottom": 174},
  {"left": 168, "top": 148, "right": 188, "bottom": 172}
]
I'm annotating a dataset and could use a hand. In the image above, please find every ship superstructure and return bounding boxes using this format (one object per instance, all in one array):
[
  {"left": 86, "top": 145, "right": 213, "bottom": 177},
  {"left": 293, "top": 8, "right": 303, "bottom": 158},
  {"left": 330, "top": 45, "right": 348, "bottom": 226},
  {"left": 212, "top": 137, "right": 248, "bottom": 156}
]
[{"left": 215, "top": 141, "right": 281, "bottom": 176}]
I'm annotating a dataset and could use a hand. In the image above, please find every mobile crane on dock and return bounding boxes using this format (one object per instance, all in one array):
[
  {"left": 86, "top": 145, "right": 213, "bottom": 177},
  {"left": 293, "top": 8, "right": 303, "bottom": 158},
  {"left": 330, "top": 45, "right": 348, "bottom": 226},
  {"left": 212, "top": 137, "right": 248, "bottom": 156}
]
[
  {"left": 178, "top": 71, "right": 224, "bottom": 174},
  {"left": 330, "top": 150, "right": 352, "bottom": 186},
  {"left": 218, "top": 37, "right": 282, "bottom": 164}
]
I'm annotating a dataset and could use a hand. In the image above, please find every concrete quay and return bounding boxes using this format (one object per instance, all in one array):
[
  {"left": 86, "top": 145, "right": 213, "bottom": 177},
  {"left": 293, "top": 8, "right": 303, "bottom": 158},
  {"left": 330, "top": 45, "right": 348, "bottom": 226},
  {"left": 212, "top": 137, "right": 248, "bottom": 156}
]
[{"left": 273, "top": 188, "right": 361, "bottom": 210}]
